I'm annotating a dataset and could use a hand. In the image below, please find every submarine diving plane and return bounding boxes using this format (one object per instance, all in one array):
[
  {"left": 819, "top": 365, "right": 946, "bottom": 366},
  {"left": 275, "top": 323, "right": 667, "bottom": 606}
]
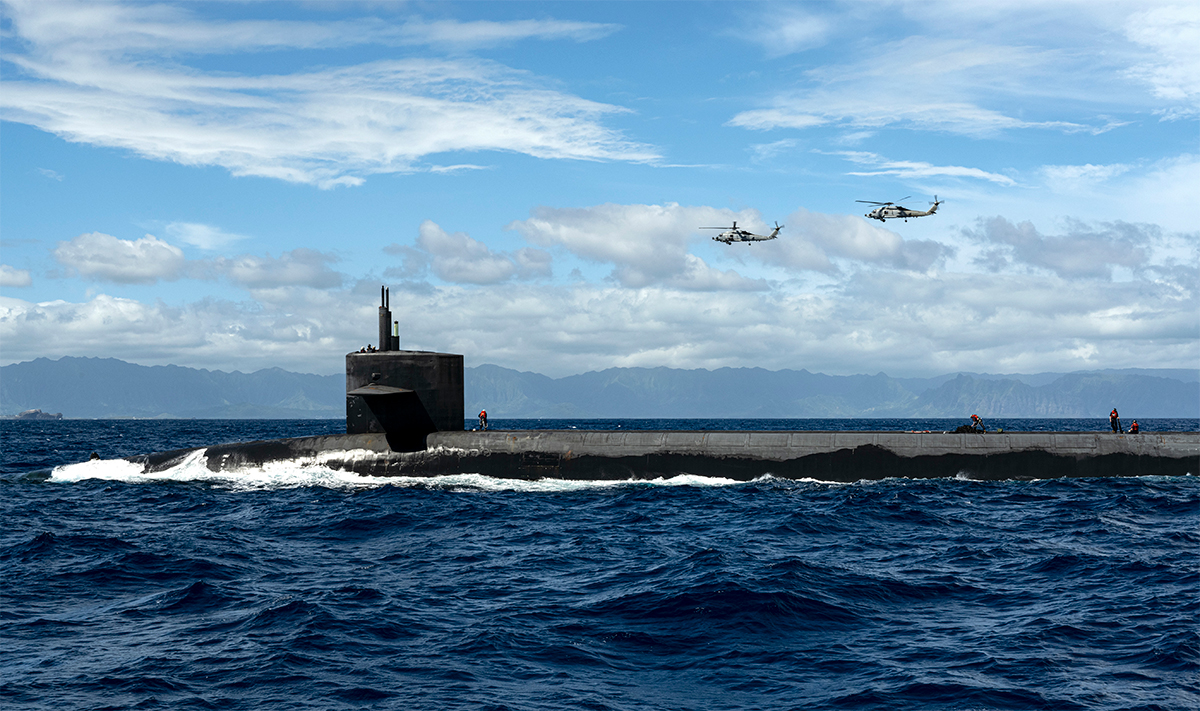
[
  {"left": 857, "top": 196, "right": 942, "bottom": 222},
  {"left": 700, "top": 221, "right": 783, "bottom": 245}
]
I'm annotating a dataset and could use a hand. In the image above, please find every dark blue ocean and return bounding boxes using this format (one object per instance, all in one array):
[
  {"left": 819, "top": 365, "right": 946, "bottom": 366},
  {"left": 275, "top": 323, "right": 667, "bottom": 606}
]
[{"left": 2, "top": 419, "right": 1197, "bottom": 710}]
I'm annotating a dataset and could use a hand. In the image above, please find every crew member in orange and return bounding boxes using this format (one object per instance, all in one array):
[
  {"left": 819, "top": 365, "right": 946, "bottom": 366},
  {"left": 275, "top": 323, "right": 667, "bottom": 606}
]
[
  {"left": 1129, "top": 420, "right": 1139, "bottom": 434},
  {"left": 479, "top": 409, "right": 488, "bottom": 430},
  {"left": 1110, "top": 408, "right": 1121, "bottom": 433}
]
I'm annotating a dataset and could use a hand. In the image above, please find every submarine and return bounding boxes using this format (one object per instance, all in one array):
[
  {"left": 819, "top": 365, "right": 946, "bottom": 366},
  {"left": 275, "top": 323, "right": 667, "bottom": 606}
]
[{"left": 125, "top": 287, "right": 1198, "bottom": 483}]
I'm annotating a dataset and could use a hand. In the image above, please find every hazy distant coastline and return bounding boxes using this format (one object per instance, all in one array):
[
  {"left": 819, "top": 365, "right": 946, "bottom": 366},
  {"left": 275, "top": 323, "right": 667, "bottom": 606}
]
[{"left": 2, "top": 356, "right": 1195, "bottom": 420}]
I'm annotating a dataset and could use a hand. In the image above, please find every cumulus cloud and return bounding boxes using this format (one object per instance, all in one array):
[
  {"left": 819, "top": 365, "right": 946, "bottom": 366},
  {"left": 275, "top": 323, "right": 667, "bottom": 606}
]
[
  {"left": 1, "top": 265, "right": 33, "bottom": 287},
  {"left": 4, "top": 261, "right": 1195, "bottom": 378},
  {"left": 744, "top": 209, "right": 953, "bottom": 274},
  {"left": 967, "top": 217, "right": 1154, "bottom": 279},
  {"left": 53, "top": 232, "right": 185, "bottom": 284},
  {"left": 218, "top": 249, "right": 344, "bottom": 290},
  {"left": 410, "top": 220, "right": 551, "bottom": 285},
  {"left": 0, "top": 1, "right": 653, "bottom": 188},
  {"left": 382, "top": 244, "right": 431, "bottom": 281},
  {"left": 508, "top": 203, "right": 766, "bottom": 289},
  {"left": 51, "top": 231, "right": 346, "bottom": 289},
  {"left": 0, "top": 290, "right": 364, "bottom": 374}
]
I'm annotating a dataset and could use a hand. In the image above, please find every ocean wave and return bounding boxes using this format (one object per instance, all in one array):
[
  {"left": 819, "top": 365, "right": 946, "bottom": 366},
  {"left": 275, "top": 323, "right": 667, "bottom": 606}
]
[{"left": 48, "top": 451, "right": 785, "bottom": 492}]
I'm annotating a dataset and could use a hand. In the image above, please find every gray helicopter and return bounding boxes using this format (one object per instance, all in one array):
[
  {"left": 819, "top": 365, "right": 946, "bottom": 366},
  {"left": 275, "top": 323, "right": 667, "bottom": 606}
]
[
  {"left": 857, "top": 196, "right": 942, "bottom": 222},
  {"left": 700, "top": 221, "right": 783, "bottom": 244}
]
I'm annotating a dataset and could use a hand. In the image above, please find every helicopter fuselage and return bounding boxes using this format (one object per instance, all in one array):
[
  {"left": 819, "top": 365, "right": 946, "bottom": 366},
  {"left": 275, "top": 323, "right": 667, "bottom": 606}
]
[
  {"left": 862, "top": 198, "right": 940, "bottom": 222},
  {"left": 713, "top": 231, "right": 778, "bottom": 244},
  {"left": 865, "top": 205, "right": 934, "bottom": 221}
]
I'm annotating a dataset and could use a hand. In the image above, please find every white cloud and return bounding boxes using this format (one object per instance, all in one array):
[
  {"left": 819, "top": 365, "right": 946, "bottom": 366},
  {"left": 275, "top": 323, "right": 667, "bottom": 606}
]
[
  {"left": 0, "top": 2, "right": 654, "bottom": 188},
  {"left": 36, "top": 167, "right": 63, "bottom": 181},
  {"left": 164, "top": 222, "right": 249, "bottom": 250},
  {"left": 508, "top": 203, "right": 765, "bottom": 289},
  {"left": 748, "top": 139, "right": 800, "bottom": 163},
  {"left": 53, "top": 232, "right": 185, "bottom": 284},
  {"left": 967, "top": 217, "right": 1165, "bottom": 280},
  {"left": 1125, "top": 4, "right": 1200, "bottom": 110},
  {"left": 0, "top": 290, "right": 362, "bottom": 374},
  {"left": 752, "top": 209, "right": 952, "bottom": 273},
  {"left": 413, "top": 220, "right": 551, "bottom": 285},
  {"left": 1041, "top": 163, "right": 1133, "bottom": 187},
  {"left": 0, "top": 1, "right": 618, "bottom": 55},
  {"left": 397, "top": 18, "right": 621, "bottom": 49},
  {"left": 4, "top": 259, "right": 1194, "bottom": 377},
  {"left": 833, "top": 151, "right": 1016, "bottom": 186},
  {"left": 219, "top": 249, "right": 344, "bottom": 290},
  {"left": 727, "top": 37, "right": 1116, "bottom": 137},
  {"left": 735, "top": 7, "right": 832, "bottom": 56},
  {"left": 1, "top": 265, "right": 33, "bottom": 287}
]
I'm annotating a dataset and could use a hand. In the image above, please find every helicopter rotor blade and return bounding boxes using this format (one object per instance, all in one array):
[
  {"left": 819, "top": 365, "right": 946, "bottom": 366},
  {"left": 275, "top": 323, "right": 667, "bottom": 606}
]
[{"left": 856, "top": 200, "right": 890, "bottom": 205}]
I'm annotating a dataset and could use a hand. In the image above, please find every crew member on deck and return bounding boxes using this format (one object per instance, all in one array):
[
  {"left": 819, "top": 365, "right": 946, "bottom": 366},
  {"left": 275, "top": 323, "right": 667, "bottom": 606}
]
[
  {"left": 1129, "top": 420, "right": 1139, "bottom": 434},
  {"left": 1110, "top": 408, "right": 1121, "bottom": 433},
  {"left": 479, "top": 409, "right": 488, "bottom": 430},
  {"left": 970, "top": 414, "right": 986, "bottom": 433}
]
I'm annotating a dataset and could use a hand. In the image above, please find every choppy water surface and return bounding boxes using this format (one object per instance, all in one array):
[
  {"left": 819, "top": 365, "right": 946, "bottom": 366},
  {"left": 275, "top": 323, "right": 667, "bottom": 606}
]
[{"left": 2, "top": 420, "right": 1197, "bottom": 710}]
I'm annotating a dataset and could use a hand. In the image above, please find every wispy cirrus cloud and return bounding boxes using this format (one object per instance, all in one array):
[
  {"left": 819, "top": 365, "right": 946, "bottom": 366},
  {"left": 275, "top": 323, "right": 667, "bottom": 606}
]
[
  {"left": 0, "top": 1, "right": 651, "bottom": 188},
  {"left": 732, "top": 6, "right": 832, "bottom": 57},
  {"left": 0, "top": 1, "right": 619, "bottom": 55},
  {"left": 1124, "top": 3, "right": 1200, "bottom": 112},
  {"left": 829, "top": 151, "right": 1016, "bottom": 186},
  {"left": 727, "top": 36, "right": 1122, "bottom": 138},
  {"left": 163, "top": 222, "right": 249, "bottom": 250}
]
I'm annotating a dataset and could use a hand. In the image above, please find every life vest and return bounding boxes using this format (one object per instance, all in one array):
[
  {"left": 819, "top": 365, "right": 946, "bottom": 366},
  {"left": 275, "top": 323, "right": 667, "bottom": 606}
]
[{"left": 479, "top": 410, "right": 487, "bottom": 418}]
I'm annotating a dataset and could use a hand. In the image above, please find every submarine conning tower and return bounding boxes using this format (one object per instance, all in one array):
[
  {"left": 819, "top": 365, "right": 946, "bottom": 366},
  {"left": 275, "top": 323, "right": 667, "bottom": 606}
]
[{"left": 345, "top": 286, "right": 464, "bottom": 450}]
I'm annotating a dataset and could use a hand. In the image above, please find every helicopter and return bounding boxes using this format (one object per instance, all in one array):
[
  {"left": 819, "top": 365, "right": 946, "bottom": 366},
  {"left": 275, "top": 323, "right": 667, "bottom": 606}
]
[
  {"left": 857, "top": 196, "right": 942, "bottom": 222},
  {"left": 700, "top": 221, "right": 783, "bottom": 244}
]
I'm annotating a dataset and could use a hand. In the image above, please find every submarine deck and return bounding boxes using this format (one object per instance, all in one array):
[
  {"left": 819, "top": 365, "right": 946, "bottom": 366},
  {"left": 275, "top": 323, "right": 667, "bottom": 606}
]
[{"left": 135, "top": 429, "right": 1200, "bottom": 482}]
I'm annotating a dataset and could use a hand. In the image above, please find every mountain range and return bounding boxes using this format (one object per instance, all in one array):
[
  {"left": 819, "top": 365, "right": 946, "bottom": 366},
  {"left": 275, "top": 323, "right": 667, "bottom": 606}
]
[{"left": 2, "top": 357, "right": 1196, "bottom": 419}]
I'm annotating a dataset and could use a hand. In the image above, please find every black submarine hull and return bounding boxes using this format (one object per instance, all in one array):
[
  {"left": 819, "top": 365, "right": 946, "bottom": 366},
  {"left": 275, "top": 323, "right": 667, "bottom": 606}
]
[{"left": 127, "top": 430, "right": 1200, "bottom": 483}]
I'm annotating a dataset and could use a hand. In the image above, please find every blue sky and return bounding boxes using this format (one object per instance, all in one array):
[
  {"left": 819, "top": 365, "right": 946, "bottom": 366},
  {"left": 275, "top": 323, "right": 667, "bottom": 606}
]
[{"left": 1, "top": 0, "right": 1196, "bottom": 377}]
